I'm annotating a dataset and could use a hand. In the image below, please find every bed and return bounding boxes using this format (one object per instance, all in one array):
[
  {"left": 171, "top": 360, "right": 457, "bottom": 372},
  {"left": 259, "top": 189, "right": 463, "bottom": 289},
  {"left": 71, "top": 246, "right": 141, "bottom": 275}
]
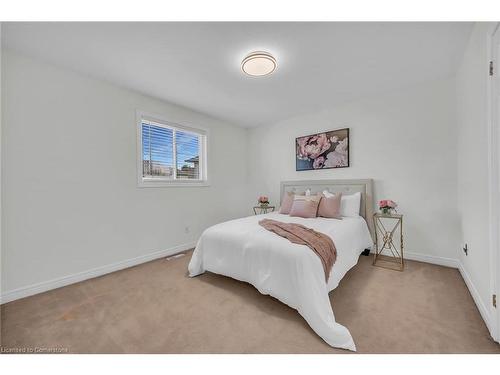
[{"left": 188, "top": 179, "right": 375, "bottom": 351}]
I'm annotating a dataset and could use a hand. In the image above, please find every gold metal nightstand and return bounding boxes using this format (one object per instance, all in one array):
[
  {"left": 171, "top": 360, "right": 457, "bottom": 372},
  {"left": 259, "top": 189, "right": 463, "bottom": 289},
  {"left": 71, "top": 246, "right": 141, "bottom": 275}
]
[
  {"left": 373, "top": 213, "right": 404, "bottom": 271},
  {"left": 253, "top": 206, "right": 275, "bottom": 215}
]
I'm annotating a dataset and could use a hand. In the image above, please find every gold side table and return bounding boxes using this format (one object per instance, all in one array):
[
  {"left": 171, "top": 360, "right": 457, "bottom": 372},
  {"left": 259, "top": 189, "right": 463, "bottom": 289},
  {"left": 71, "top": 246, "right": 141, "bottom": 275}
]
[
  {"left": 253, "top": 206, "right": 275, "bottom": 215},
  {"left": 373, "top": 213, "right": 404, "bottom": 271}
]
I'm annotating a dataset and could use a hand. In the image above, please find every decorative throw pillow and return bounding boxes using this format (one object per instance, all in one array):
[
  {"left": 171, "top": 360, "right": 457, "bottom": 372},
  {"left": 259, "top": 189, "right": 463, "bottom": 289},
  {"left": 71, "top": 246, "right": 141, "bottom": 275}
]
[
  {"left": 318, "top": 192, "right": 342, "bottom": 219},
  {"left": 280, "top": 191, "right": 306, "bottom": 214},
  {"left": 289, "top": 195, "right": 321, "bottom": 218},
  {"left": 279, "top": 192, "right": 295, "bottom": 214}
]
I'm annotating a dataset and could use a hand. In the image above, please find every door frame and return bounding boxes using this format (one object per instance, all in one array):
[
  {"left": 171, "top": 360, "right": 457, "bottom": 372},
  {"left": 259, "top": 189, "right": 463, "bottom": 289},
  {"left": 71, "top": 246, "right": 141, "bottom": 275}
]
[{"left": 488, "top": 22, "right": 500, "bottom": 343}]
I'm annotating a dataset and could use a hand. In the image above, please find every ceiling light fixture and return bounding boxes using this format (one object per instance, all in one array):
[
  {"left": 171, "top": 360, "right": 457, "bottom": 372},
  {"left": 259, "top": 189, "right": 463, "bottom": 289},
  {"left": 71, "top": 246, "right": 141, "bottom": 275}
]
[{"left": 241, "top": 51, "right": 277, "bottom": 77}]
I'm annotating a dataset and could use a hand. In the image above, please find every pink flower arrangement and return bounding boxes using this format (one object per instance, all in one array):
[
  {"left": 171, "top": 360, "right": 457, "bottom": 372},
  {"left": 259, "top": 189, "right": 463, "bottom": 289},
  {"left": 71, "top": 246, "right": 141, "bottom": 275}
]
[
  {"left": 258, "top": 195, "right": 269, "bottom": 205},
  {"left": 379, "top": 199, "right": 397, "bottom": 214}
]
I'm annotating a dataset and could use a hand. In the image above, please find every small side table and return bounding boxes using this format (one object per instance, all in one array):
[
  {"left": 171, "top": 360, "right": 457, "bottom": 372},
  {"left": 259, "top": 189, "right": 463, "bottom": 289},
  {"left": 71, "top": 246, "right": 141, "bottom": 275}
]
[
  {"left": 373, "top": 213, "right": 404, "bottom": 271},
  {"left": 253, "top": 206, "right": 275, "bottom": 215}
]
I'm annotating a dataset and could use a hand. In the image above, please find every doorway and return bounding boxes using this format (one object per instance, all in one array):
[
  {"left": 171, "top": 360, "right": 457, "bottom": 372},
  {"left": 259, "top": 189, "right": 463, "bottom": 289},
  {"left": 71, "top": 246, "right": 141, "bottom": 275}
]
[{"left": 489, "top": 23, "right": 500, "bottom": 343}]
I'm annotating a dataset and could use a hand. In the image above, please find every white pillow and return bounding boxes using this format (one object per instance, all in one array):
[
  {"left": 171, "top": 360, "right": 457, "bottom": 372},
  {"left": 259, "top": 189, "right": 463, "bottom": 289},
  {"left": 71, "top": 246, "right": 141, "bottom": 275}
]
[
  {"left": 340, "top": 192, "right": 361, "bottom": 217},
  {"left": 323, "top": 190, "right": 360, "bottom": 216}
]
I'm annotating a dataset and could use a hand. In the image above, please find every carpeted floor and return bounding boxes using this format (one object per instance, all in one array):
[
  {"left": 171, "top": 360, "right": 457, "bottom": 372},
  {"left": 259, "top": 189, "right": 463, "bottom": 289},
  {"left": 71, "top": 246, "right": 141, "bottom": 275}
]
[{"left": 1, "top": 251, "right": 499, "bottom": 353}]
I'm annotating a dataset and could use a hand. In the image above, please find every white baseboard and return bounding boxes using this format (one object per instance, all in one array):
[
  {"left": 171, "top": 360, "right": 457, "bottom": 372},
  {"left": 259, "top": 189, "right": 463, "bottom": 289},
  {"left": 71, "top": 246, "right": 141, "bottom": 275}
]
[
  {"left": 457, "top": 262, "right": 492, "bottom": 334},
  {"left": 0, "top": 242, "right": 196, "bottom": 304},
  {"left": 404, "top": 251, "right": 459, "bottom": 268}
]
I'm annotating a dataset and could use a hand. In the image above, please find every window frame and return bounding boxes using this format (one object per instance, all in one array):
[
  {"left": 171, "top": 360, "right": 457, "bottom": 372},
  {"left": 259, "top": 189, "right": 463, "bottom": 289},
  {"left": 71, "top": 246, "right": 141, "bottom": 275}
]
[{"left": 136, "top": 111, "right": 209, "bottom": 188}]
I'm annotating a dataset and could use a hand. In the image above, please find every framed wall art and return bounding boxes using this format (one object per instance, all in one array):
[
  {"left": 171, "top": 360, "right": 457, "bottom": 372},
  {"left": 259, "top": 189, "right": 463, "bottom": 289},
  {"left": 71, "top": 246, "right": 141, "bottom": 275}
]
[{"left": 295, "top": 128, "right": 349, "bottom": 171}]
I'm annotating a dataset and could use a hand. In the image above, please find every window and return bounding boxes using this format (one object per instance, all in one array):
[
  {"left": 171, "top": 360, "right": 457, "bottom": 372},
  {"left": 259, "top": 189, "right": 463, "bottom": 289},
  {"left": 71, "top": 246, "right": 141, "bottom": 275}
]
[{"left": 137, "top": 112, "right": 207, "bottom": 187}]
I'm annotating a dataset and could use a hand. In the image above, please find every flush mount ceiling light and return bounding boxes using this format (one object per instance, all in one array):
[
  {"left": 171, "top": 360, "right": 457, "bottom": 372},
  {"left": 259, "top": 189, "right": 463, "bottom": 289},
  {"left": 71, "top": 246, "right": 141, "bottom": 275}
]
[{"left": 241, "top": 51, "right": 277, "bottom": 77}]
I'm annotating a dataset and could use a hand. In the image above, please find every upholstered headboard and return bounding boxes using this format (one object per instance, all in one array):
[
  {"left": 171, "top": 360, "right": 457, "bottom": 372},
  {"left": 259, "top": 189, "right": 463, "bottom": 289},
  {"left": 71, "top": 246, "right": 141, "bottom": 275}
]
[{"left": 280, "top": 179, "right": 375, "bottom": 241}]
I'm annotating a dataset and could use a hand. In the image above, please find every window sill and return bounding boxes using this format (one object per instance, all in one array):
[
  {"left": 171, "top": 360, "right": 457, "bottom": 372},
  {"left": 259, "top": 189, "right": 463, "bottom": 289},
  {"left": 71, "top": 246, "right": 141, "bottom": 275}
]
[{"left": 138, "top": 179, "right": 210, "bottom": 188}]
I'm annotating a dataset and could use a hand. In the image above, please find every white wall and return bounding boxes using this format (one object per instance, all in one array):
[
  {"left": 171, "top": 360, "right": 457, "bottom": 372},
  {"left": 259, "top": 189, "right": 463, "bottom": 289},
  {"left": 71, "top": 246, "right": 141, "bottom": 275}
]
[
  {"left": 247, "top": 77, "right": 460, "bottom": 261},
  {"left": 1, "top": 49, "right": 249, "bottom": 297},
  {"left": 456, "top": 22, "right": 496, "bottom": 332}
]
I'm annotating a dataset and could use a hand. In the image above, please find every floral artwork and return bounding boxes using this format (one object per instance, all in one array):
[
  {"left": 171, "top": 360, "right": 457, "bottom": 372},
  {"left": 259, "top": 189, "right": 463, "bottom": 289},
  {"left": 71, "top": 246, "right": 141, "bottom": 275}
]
[{"left": 295, "top": 128, "right": 349, "bottom": 171}]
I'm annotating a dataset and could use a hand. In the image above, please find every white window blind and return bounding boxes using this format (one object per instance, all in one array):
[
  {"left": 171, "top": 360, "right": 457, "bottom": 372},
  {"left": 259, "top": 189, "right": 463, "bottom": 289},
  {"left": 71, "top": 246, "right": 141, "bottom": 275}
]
[{"left": 138, "top": 114, "right": 207, "bottom": 186}]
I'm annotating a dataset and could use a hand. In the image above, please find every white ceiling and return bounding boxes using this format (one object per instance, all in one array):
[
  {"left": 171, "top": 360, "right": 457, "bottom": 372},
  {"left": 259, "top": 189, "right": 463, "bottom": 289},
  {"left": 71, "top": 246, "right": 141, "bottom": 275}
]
[{"left": 2, "top": 22, "right": 473, "bottom": 127}]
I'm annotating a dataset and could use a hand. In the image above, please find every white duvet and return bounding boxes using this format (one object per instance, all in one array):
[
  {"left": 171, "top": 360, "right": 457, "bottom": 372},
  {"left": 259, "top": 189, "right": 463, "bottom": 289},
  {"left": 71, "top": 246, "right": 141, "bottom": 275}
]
[{"left": 188, "top": 212, "right": 373, "bottom": 351}]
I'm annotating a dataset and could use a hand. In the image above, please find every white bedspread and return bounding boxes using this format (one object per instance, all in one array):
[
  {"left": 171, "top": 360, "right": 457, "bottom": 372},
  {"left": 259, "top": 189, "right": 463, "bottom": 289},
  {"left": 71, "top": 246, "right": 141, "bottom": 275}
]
[{"left": 188, "top": 212, "right": 373, "bottom": 351}]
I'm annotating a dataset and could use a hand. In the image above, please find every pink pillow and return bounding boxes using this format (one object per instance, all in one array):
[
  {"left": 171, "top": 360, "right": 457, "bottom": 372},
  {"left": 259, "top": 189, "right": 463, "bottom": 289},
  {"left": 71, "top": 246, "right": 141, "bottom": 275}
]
[
  {"left": 279, "top": 192, "right": 305, "bottom": 214},
  {"left": 289, "top": 195, "right": 321, "bottom": 218},
  {"left": 318, "top": 192, "right": 342, "bottom": 219},
  {"left": 279, "top": 192, "right": 295, "bottom": 214}
]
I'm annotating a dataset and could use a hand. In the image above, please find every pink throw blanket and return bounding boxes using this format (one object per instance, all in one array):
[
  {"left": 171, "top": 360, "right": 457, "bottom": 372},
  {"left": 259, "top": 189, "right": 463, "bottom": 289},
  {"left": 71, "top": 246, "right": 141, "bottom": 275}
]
[{"left": 259, "top": 219, "right": 337, "bottom": 281}]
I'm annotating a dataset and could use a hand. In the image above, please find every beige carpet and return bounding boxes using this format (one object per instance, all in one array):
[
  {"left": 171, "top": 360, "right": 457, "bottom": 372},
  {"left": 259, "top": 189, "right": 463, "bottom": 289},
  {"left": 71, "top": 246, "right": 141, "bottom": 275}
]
[{"left": 1, "top": 251, "right": 499, "bottom": 353}]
